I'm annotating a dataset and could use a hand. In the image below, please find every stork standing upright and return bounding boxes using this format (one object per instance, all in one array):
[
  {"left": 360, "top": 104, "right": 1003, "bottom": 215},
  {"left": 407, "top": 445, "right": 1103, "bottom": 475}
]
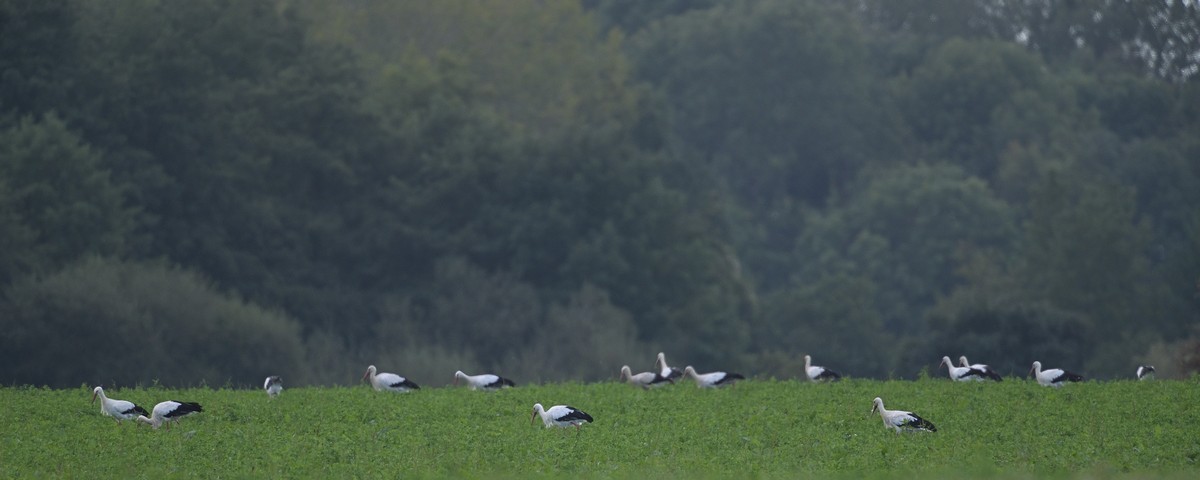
[
  {"left": 804, "top": 355, "right": 841, "bottom": 382},
  {"left": 655, "top": 352, "right": 683, "bottom": 382},
  {"left": 871, "top": 397, "right": 937, "bottom": 433},
  {"left": 136, "top": 400, "right": 203, "bottom": 430},
  {"left": 454, "top": 370, "right": 515, "bottom": 391},
  {"left": 958, "top": 356, "right": 1003, "bottom": 381},
  {"left": 682, "top": 366, "right": 744, "bottom": 388},
  {"left": 363, "top": 365, "right": 420, "bottom": 392},
  {"left": 620, "top": 365, "right": 672, "bottom": 389},
  {"left": 264, "top": 376, "right": 283, "bottom": 398},
  {"left": 1029, "top": 361, "right": 1084, "bottom": 387},
  {"left": 531, "top": 403, "right": 593, "bottom": 433},
  {"left": 91, "top": 386, "right": 148, "bottom": 424},
  {"left": 940, "top": 356, "right": 985, "bottom": 382}
]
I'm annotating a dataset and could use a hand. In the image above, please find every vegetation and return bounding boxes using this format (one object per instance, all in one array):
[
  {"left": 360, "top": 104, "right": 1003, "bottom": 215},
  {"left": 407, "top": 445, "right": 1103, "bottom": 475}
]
[
  {"left": 1, "top": 0, "right": 1199, "bottom": 387},
  {"left": 2, "top": 380, "right": 1198, "bottom": 478}
]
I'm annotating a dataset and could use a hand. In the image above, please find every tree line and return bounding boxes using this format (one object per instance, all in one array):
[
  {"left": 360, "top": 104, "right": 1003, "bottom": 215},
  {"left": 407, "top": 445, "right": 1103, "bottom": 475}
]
[{"left": 1, "top": 0, "right": 1197, "bottom": 387}]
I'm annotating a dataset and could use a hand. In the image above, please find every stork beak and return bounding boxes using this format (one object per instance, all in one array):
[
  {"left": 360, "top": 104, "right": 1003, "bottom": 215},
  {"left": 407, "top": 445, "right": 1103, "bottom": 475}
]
[
  {"left": 91, "top": 392, "right": 97, "bottom": 404},
  {"left": 871, "top": 404, "right": 877, "bottom": 414},
  {"left": 530, "top": 411, "right": 537, "bottom": 425},
  {"left": 362, "top": 371, "right": 369, "bottom": 381}
]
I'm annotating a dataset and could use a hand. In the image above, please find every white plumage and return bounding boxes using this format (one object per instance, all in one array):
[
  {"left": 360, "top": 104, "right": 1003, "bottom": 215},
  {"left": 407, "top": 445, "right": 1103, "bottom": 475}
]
[
  {"left": 682, "top": 366, "right": 744, "bottom": 388},
  {"left": 804, "top": 355, "right": 841, "bottom": 382},
  {"left": 454, "top": 370, "right": 515, "bottom": 391},
  {"left": 363, "top": 365, "right": 420, "bottom": 392},
  {"left": 655, "top": 352, "right": 683, "bottom": 381},
  {"left": 136, "top": 400, "right": 203, "bottom": 430},
  {"left": 1136, "top": 365, "right": 1155, "bottom": 380},
  {"left": 531, "top": 403, "right": 593, "bottom": 432},
  {"left": 871, "top": 397, "right": 937, "bottom": 433},
  {"left": 620, "top": 365, "right": 672, "bottom": 389},
  {"left": 91, "top": 386, "right": 148, "bottom": 424},
  {"left": 1029, "top": 361, "right": 1084, "bottom": 387},
  {"left": 958, "top": 355, "right": 1003, "bottom": 381},
  {"left": 264, "top": 376, "right": 283, "bottom": 398},
  {"left": 940, "top": 356, "right": 976, "bottom": 382}
]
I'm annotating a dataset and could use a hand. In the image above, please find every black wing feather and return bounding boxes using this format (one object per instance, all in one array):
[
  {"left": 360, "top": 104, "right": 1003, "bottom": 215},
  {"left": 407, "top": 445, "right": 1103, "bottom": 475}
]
[
  {"left": 816, "top": 369, "right": 841, "bottom": 381},
  {"left": 558, "top": 406, "right": 593, "bottom": 423},
  {"left": 903, "top": 414, "right": 937, "bottom": 432}
]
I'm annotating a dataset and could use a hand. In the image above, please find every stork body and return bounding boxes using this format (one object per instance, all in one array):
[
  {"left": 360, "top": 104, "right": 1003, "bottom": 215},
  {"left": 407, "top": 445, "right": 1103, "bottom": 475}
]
[
  {"left": 363, "top": 365, "right": 420, "bottom": 392},
  {"left": 1029, "top": 361, "right": 1084, "bottom": 387},
  {"left": 655, "top": 352, "right": 683, "bottom": 381},
  {"left": 871, "top": 397, "right": 937, "bottom": 433},
  {"left": 264, "top": 376, "right": 283, "bottom": 398},
  {"left": 136, "top": 401, "right": 203, "bottom": 430},
  {"left": 804, "top": 355, "right": 841, "bottom": 382},
  {"left": 958, "top": 356, "right": 1003, "bottom": 381},
  {"left": 91, "top": 386, "right": 148, "bottom": 424},
  {"left": 682, "top": 366, "right": 744, "bottom": 388},
  {"left": 531, "top": 403, "right": 593, "bottom": 432},
  {"left": 940, "top": 356, "right": 987, "bottom": 382},
  {"left": 454, "top": 370, "right": 515, "bottom": 391},
  {"left": 620, "top": 365, "right": 672, "bottom": 389},
  {"left": 1137, "top": 365, "right": 1155, "bottom": 380}
]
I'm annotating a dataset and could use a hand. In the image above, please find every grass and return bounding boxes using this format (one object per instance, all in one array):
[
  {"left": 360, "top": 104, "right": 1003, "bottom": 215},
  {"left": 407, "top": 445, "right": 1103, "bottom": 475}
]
[{"left": 2, "top": 378, "right": 1198, "bottom": 478}]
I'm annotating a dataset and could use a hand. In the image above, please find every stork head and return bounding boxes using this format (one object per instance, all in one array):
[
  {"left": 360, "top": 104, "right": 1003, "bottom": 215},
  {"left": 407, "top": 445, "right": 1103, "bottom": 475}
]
[
  {"left": 454, "top": 371, "right": 466, "bottom": 386},
  {"left": 959, "top": 356, "right": 970, "bottom": 367},
  {"left": 363, "top": 365, "right": 376, "bottom": 381},
  {"left": 91, "top": 386, "right": 102, "bottom": 404},
  {"left": 803, "top": 355, "right": 812, "bottom": 369},
  {"left": 620, "top": 366, "right": 633, "bottom": 381},
  {"left": 940, "top": 356, "right": 952, "bottom": 370},
  {"left": 683, "top": 366, "right": 697, "bottom": 379},
  {"left": 1029, "top": 361, "right": 1042, "bottom": 377},
  {"left": 871, "top": 397, "right": 883, "bottom": 414},
  {"left": 530, "top": 403, "right": 544, "bottom": 425}
]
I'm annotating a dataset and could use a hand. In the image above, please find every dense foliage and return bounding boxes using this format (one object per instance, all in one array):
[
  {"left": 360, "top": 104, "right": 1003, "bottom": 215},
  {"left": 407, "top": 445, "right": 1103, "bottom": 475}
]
[
  {"left": 2, "top": 380, "right": 1198, "bottom": 477},
  {"left": 1, "top": 0, "right": 1198, "bottom": 387}
]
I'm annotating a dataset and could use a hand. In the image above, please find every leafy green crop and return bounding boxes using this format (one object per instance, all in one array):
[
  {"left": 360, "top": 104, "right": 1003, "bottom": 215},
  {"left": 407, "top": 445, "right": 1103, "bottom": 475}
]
[{"left": 2, "top": 379, "right": 1198, "bottom": 478}]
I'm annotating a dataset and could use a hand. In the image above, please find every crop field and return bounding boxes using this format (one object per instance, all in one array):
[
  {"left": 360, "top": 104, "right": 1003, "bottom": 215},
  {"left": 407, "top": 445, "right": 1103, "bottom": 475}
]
[{"left": 2, "top": 379, "right": 1199, "bottom": 479}]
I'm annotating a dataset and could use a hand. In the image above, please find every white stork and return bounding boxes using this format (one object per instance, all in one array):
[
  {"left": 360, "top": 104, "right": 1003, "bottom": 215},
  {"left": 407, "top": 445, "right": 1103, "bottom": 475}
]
[
  {"left": 1029, "top": 361, "right": 1084, "bottom": 387},
  {"left": 1136, "top": 365, "right": 1156, "bottom": 380},
  {"left": 264, "top": 376, "right": 283, "bottom": 398},
  {"left": 958, "top": 355, "right": 1003, "bottom": 381},
  {"left": 655, "top": 352, "right": 683, "bottom": 381},
  {"left": 940, "top": 356, "right": 988, "bottom": 382},
  {"left": 363, "top": 365, "right": 420, "bottom": 392},
  {"left": 91, "top": 386, "right": 148, "bottom": 424},
  {"left": 531, "top": 403, "right": 593, "bottom": 432},
  {"left": 620, "top": 365, "right": 672, "bottom": 389},
  {"left": 682, "top": 366, "right": 744, "bottom": 388},
  {"left": 454, "top": 370, "right": 515, "bottom": 391},
  {"left": 804, "top": 355, "right": 841, "bottom": 382},
  {"left": 136, "top": 400, "right": 203, "bottom": 430},
  {"left": 871, "top": 397, "right": 937, "bottom": 433}
]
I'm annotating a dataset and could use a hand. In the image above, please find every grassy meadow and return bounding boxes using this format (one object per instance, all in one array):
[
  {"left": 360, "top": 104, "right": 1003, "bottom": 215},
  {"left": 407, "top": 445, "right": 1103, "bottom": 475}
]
[{"left": 2, "top": 378, "right": 1198, "bottom": 478}]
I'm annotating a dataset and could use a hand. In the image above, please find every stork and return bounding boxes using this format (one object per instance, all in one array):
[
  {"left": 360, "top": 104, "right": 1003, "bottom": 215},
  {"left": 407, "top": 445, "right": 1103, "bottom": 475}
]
[
  {"left": 1029, "top": 361, "right": 1084, "bottom": 387},
  {"left": 454, "top": 370, "right": 515, "bottom": 391},
  {"left": 871, "top": 397, "right": 937, "bottom": 433},
  {"left": 363, "top": 365, "right": 420, "bottom": 392},
  {"left": 135, "top": 400, "right": 203, "bottom": 430},
  {"left": 620, "top": 365, "right": 672, "bottom": 389},
  {"left": 264, "top": 376, "right": 282, "bottom": 398},
  {"left": 1136, "top": 365, "right": 1156, "bottom": 380},
  {"left": 91, "top": 386, "right": 148, "bottom": 424},
  {"left": 940, "top": 356, "right": 986, "bottom": 382},
  {"left": 655, "top": 352, "right": 683, "bottom": 381},
  {"left": 804, "top": 355, "right": 841, "bottom": 382},
  {"left": 531, "top": 403, "right": 593, "bottom": 432},
  {"left": 682, "top": 366, "right": 744, "bottom": 388},
  {"left": 958, "top": 355, "right": 1003, "bottom": 381}
]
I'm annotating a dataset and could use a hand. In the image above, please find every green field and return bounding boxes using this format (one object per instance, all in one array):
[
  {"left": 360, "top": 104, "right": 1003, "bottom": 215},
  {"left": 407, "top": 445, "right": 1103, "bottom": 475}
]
[{"left": 2, "top": 379, "right": 1198, "bottom": 478}]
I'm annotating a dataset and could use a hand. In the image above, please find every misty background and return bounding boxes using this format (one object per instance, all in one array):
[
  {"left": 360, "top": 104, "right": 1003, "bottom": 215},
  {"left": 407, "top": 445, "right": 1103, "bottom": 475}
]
[{"left": 1, "top": 0, "right": 1198, "bottom": 388}]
